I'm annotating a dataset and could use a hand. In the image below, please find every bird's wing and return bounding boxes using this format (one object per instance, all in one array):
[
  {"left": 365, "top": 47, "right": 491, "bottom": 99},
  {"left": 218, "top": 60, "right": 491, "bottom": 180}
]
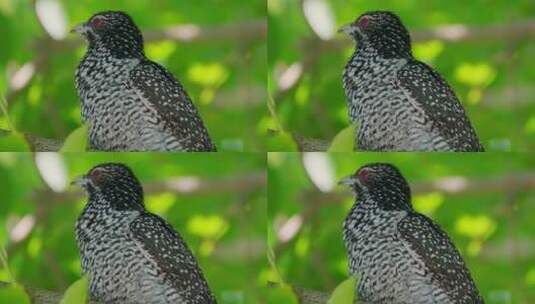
[
  {"left": 396, "top": 60, "right": 483, "bottom": 151},
  {"left": 128, "top": 60, "right": 215, "bottom": 151},
  {"left": 397, "top": 213, "right": 483, "bottom": 303},
  {"left": 129, "top": 213, "right": 216, "bottom": 303}
]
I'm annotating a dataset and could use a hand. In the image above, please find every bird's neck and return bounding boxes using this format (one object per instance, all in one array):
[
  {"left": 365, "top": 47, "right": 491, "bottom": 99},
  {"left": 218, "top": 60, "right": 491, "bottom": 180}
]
[
  {"left": 88, "top": 40, "right": 145, "bottom": 60},
  {"left": 355, "top": 39, "right": 413, "bottom": 60},
  {"left": 87, "top": 188, "right": 145, "bottom": 212},
  {"left": 355, "top": 187, "right": 413, "bottom": 212}
]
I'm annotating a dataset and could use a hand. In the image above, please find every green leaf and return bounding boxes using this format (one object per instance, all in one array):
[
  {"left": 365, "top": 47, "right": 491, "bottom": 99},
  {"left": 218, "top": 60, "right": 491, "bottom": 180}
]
[
  {"left": 60, "top": 276, "right": 89, "bottom": 304},
  {"left": 60, "top": 124, "right": 89, "bottom": 152},
  {"left": 328, "top": 124, "right": 357, "bottom": 152},
  {"left": 0, "top": 284, "right": 31, "bottom": 304},
  {"left": 267, "top": 284, "right": 299, "bottom": 304},
  {"left": 327, "top": 277, "right": 356, "bottom": 304},
  {"left": 0, "top": 133, "right": 30, "bottom": 151}
]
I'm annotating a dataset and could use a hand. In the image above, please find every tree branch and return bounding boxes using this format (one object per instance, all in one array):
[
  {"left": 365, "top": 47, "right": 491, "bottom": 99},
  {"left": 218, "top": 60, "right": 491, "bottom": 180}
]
[
  {"left": 305, "top": 19, "right": 535, "bottom": 56},
  {"left": 268, "top": 282, "right": 369, "bottom": 304},
  {"left": 35, "top": 171, "right": 266, "bottom": 205},
  {"left": 292, "top": 133, "right": 330, "bottom": 152},
  {"left": 34, "top": 20, "right": 266, "bottom": 54},
  {"left": 0, "top": 128, "right": 62, "bottom": 151},
  {"left": 270, "top": 20, "right": 535, "bottom": 139},
  {"left": 268, "top": 281, "right": 329, "bottom": 304},
  {"left": 302, "top": 172, "right": 535, "bottom": 205},
  {"left": 3, "top": 20, "right": 266, "bottom": 147},
  {"left": 0, "top": 281, "right": 99, "bottom": 304}
]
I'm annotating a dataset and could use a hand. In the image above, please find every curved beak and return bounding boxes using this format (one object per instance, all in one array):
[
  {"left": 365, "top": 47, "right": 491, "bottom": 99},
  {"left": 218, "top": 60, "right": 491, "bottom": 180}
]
[
  {"left": 338, "top": 23, "right": 357, "bottom": 35},
  {"left": 71, "top": 22, "right": 90, "bottom": 34},
  {"left": 71, "top": 175, "right": 89, "bottom": 187},
  {"left": 338, "top": 175, "right": 357, "bottom": 187}
]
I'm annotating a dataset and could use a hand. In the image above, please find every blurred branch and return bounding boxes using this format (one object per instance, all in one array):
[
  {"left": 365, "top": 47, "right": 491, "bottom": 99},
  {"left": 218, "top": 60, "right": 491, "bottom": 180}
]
[
  {"left": 306, "top": 19, "right": 535, "bottom": 57},
  {"left": 35, "top": 19, "right": 266, "bottom": 54},
  {"left": 275, "top": 172, "right": 535, "bottom": 256},
  {"left": 303, "top": 172, "right": 535, "bottom": 205},
  {"left": 268, "top": 281, "right": 329, "bottom": 304},
  {"left": 0, "top": 128, "right": 62, "bottom": 151},
  {"left": 268, "top": 281, "right": 368, "bottom": 304},
  {"left": 0, "top": 281, "right": 98, "bottom": 304},
  {"left": 273, "top": 19, "right": 535, "bottom": 110},
  {"left": 5, "top": 19, "right": 266, "bottom": 122},
  {"left": 37, "top": 172, "right": 266, "bottom": 204},
  {"left": 292, "top": 133, "right": 330, "bottom": 152}
]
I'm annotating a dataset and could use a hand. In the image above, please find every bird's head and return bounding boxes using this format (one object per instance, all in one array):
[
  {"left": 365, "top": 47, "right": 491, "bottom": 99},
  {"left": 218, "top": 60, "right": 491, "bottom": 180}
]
[
  {"left": 339, "top": 163, "right": 412, "bottom": 211},
  {"left": 339, "top": 11, "right": 412, "bottom": 59},
  {"left": 72, "top": 163, "right": 145, "bottom": 211},
  {"left": 72, "top": 11, "right": 144, "bottom": 58}
]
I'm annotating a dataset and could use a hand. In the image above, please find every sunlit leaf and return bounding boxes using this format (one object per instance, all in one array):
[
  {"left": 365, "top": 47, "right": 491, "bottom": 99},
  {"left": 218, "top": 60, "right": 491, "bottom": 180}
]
[
  {"left": 455, "top": 63, "right": 496, "bottom": 87},
  {"left": 328, "top": 124, "right": 356, "bottom": 152},
  {"left": 60, "top": 124, "right": 89, "bottom": 152},
  {"left": 413, "top": 192, "right": 444, "bottom": 216},
  {"left": 187, "top": 215, "right": 228, "bottom": 239},
  {"left": 60, "top": 276, "right": 89, "bottom": 304},
  {"left": 413, "top": 40, "right": 444, "bottom": 63},
  {"left": 187, "top": 63, "right": 229, "bottom": 87},
  {"left": 0, "top": 284, "right": 31, "bottom": 304},
  {"left": 455, "top": 215, "right": 496, "bottom": 239},
  {"left": 145, "top": 41, "right": 177, "bottom": 62},
  {"left": 327, "top": 277, "right": 356, "bottom": 304},
  {"left": 0, "top": 133, "right": 29, "bottom": 151}
]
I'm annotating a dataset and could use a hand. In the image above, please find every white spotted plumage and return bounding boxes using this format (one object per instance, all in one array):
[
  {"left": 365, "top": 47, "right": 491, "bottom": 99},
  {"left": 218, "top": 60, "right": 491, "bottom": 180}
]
[
  {"left": 75, "top": 163, "right": 216, "bottom": 303},
  {"left": 74, "top": 11, "right": 215, "bottom": 151},
  {"left": 341, "top": 11, "right": 483, "bottom": 151},
  {"left": 342, "top": 163, "right": 484, "bottom": 303}
]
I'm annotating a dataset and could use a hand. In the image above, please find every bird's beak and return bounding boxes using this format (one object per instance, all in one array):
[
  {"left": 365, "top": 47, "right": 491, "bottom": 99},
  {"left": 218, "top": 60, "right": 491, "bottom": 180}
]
[
  {"left": 338, "top": 23, "right": 355, "bottom": 35},
  {"left": 338, "top": 175, "right": 357, "bottom": 187},
  {"left": 71, "top": 22, "right": 89, "bottom": 34},
  {"left": 71, "top": 175, "right": 89, "bottom": 187}
]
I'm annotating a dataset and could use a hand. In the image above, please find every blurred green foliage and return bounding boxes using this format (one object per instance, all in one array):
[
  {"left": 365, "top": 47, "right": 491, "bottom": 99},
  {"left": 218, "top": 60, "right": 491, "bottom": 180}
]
[
  {"left": 0, "top": 0, "right": 266, "bottom": 151},
  {"left": 0, "top": 152, "right": 266, "bottom": 303},
  {"left": 268, "top": 152, "right": 535, "bottom": 303},
  {"left": 267, "top": 0, "right": 535, "bottom": 151}
]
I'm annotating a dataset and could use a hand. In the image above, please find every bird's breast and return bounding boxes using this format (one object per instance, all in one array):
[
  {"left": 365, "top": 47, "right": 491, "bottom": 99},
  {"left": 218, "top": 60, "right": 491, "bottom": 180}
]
[{"left": 343, "top": 55, "right": 425, "bottom": 150}]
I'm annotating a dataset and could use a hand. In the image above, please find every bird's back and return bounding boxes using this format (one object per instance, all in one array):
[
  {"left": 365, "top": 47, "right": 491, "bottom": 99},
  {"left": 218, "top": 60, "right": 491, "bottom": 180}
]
[
  {"left": 127, "top": 60, "right": 216, "bottom": 151},
  {"left": 396, "top": 60, "right": 484, "bottom": 151}
]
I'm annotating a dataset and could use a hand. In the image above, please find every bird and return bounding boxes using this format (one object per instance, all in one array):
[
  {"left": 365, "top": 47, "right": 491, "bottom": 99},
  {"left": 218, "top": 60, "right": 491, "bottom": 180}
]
[
  {"left": 339, "top": 11, "right": 484, "bottom": 151},
  {"left": 72, "top": 163, "right": 217, "bottom": 303},
  {"left": 72, "top": 11, "right": 216, "bottom": 151},
  {"left": 339, "top": 163, "right": 484, "bottom": 303}
]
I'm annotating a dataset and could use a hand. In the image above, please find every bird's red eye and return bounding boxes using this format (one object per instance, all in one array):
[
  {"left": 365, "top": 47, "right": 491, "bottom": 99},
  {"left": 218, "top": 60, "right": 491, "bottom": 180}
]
[
  {"left": 358, "top": 168, "right": 370, "bottom": 182},
  {"left": 89, "top": 168, "right": 104, "bottom": 182},
  {"left": 358, "top": 16, "right": 369, "bottom": 28},
  {"left": 90, "top": 17, "right": 106, "bottom": 29}
]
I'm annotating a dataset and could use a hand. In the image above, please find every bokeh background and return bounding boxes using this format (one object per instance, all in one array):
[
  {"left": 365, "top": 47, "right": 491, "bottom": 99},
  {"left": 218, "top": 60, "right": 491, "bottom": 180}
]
[
  {"left": 0, "top": 152, "right": 266, "bottom": 303},
  {"left": 0, "top": 0, "right": 266, "bottom": 151},
  {"left": 268, "top": 152, "right": 535, "bottom": 303},
  {"left": 267, "top": 0, "right": 535, "bottom": 151}
]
